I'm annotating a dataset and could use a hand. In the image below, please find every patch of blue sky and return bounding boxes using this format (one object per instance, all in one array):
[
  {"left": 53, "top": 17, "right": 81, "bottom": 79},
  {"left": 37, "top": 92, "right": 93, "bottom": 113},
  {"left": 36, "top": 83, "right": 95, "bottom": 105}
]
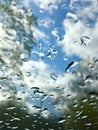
[
  {"left": 24, "top": 0, "right": 98, "bottom": 74},
  {"left": 16, "top": 0, "right": 98, "bottom": 116},
  {"left": 28, "top": 0, "right": 81, "bottom": 74}
]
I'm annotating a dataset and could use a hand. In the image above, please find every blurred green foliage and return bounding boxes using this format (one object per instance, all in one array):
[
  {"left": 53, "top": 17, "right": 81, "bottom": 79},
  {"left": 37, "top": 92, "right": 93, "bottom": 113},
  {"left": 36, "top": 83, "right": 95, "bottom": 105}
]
[{"left": 63, "top": 93, "right": 98, "bottom": 130}]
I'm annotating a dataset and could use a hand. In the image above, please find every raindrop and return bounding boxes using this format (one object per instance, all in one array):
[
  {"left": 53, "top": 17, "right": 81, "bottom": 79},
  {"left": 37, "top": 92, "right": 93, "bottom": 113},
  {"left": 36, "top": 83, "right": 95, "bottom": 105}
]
[
  {"left": 39, "top": 43, "right": 43, "bottom": 50},
  {"left": 81, "top": 115, "right": 88, "bottom": 119},
  {"left": 65, "top": 61, "right": 79, "bottom": 72},
  {"left": 11, "top": 126, "right": 19, "bottom": 129},
  {"left": 50, "top": 73, "right": 58, "bottom": 80},
  {"left": 80, "top": 36, "right": 91, "bottom": 46},
  {"left": 95, "top": 59, "right": 98, "bottom": 63},
  {"left": 7, "top": 96, "right": 13, "bottom": 100},
  {"left": 48, "top": 3, "right": 52, "bottom": 7},
  {"left": 41, "top": 109, "right": 49, "bottom": 118},
  {"left": 82, "top": 98, "right": 88, "bottom": 103},
  {"left": 63, "top": 56, "right": 68, "bottom": 61},
  {"left": 47, "top": 52, "right": 51, "bottom": 59},
  {"left": 0, "top": 121, "right": 3, "bottom": 124},
  {"left": 66, "top": 12, "right": 78, "bottom": 23},
  {"left": 58, "top": 118, "right": 66, "bottom": 123},
  {"left": 25, "top": 72, "right": 31, "bottom": 77},
  {"left": 7, "top": 106, "right": 16, "bottom": 110},
  {"left": 85, "top": 75, "right": 94, "bottom": 81},
  {"left": 25, "top": 8, "right": 33, "bottom": 17},
  {"left": 31, "top": 87, "right": 39, "bottom": 90},
  {"left": 32, "top": 51, "right": 45, "bottom": 58},
  {"left": 73, "top": 40, "right": 78, "bottom": 45},
  {"left": 39, "top": 9, "right": 44, "bottom": 13},
  {"left": 61, "top": 4, "right": 67, "bottom": 9},
  {"left": 85, "top": 123, "right": 92, "bottom": 126},
  {"left": 20, "top": 53, "right": 29, "bottom": 61},
  {"left": 38, "top": 52, "right": 45, "bottom": 58},
  {"left": 76, "top": 111, "right": 82, "bottom": 117}
]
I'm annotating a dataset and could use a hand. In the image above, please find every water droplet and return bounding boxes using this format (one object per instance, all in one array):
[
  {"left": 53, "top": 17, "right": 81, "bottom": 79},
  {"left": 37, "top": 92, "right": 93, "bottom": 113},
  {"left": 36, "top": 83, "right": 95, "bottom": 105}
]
[
  {"left": 50, "top": 73, "right": 58, "bottom": 80},
  {"left": 58, "top": 118, "right": 66, "bottom": 123},
  {"left": 38, "top": 52, "right": 45, "bottom": 58},
  {"left": 80, "top": 36, "right": 91, "bottom": 46},
  {"left": 85, "top": 123, "right": 92, "bottom": 126},
  {"left": 25, "top": 8, "right": 33, "bottom": 17},
  {"left": 82, "top": 98, "right": 88, "bottom": 103},
  {"left": 39, "top": 43, "right": 43, "bottom": 50},
  {"left": 85, "top": 75, "right": 93, "bottom": 80},
  {"left": 81, "top": 115, "right": 88, "bottom": 119},
  {"left": 65, "top": 61, "right": 79, "bottom": 72},
  {"left": 41, "top": 109, "right": 49, "bottom": 118},
  {"left": 63, "top": 56, "right": 68, "bottom": 61},
  {"left": 20, "top": 53, "right": 29, "bottom": 61},
  {"left": 76, "top": 111, "right": 82, "bottom": 117}
]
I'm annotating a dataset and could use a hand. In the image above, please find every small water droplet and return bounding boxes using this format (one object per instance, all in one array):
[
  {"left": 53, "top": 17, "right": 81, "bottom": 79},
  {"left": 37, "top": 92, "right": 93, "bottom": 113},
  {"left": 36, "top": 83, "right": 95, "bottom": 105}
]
[
  {"left": 81, "top": 115, "right": 88, "bottom": 119},
  {"left": 80, "top": 36, "right": 91, "bottom": 46},
  {"left": 58, "top": 118, "right": 66, "bottom": 123},
  {"left": 50, "top": 73, "right": 58, "bottom": 80},
  {"left": 85, "top": 123, "right": 92, "bottom": 126},
  {"left": 63, "top": 56, "right": 68, "bottom": 61},
  {"left": 38, "top": 52, "right": 45, "bottom": 58},
  {"left": 39, "top": 43, "right": 43, "bottom": 50},
  {"left": 20, "top": 53, "right": 29, "bottom": 61}
]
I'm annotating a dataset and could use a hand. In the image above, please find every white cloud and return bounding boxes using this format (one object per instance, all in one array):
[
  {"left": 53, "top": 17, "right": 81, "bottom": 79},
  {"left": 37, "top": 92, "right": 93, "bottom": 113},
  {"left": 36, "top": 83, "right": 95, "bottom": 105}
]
[
  {"left": 1, "top": 59, "right": 98, "bottom": 113},
  {"left": 70, "top": 0, "right": 98, "bottom": 24},
  {"left": 1, "top": 0, "right": 98, "bottom": 114},
  {"left": 59, "top": 0, "right": 98, "bottom": 60},
  {"left": 18, "top": 58, "right": 98, "bottom": 111},
  {"left": 33, "top": 27, "right": 47, "bottom": 39},
  {"left": 17, "top": 60, "right": 67, "bottom": 91}
]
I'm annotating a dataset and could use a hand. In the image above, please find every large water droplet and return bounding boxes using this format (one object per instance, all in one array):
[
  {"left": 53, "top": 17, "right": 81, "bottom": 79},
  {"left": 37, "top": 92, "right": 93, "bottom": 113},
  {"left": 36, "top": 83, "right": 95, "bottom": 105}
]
[{"left": 65, "top": 61, "right": 79, "bottom": 72}]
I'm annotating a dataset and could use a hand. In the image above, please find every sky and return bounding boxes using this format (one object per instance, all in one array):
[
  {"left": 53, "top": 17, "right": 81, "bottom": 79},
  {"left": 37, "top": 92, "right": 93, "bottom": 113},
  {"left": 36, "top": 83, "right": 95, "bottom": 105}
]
[
  {"left": 0, "top": 0, "right": 98, "bottom": 117},
  {"left": 21, "top": 0, "right": 98, "bottom": 92},
  {"left": 23, "top": 0, "right": 98, "bottom": 72},
  {"left": 18, "top": 0, "right": 98, "bottom": 114},
  {"left": 23, "top": 0, "right": 80, "bottom": 73}
]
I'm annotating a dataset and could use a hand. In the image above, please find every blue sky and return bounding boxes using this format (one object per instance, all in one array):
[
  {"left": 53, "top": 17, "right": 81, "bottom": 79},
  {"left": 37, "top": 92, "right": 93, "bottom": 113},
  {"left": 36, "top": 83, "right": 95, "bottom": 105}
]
[
  {"left": 18, "top": 0, "right": 98, "bottom": 113},
  {"left": 23, "top": 0, "right": 98, "bottom": 74},
  {"left": 23, "top": 0, "right": 83, "bottom": 74}
]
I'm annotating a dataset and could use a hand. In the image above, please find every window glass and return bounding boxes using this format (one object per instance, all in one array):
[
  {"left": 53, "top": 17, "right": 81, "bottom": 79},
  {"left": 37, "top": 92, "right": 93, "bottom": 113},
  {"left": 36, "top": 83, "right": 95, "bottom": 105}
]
[{"left": 0, "top": 0, "right": 98, "bottom": 129}]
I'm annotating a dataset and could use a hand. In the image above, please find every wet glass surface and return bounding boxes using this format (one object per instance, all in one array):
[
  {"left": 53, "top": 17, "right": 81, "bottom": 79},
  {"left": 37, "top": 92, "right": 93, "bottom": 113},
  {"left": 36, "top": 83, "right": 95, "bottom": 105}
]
[{"left": 0, "top": 0, "right": 98, "bottom": 130}]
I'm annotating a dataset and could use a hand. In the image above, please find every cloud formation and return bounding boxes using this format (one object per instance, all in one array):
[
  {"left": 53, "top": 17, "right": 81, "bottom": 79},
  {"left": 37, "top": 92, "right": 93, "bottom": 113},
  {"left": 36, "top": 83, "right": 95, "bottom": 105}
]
[
  {"left": 33, "top": 27, "right": 47, "bottom": 39},
  {"left": 1, "top": 0, "right": 98, "bottom": 115},
  {"left": 59, "top": 0, "right": 98, "bottom": 60}
]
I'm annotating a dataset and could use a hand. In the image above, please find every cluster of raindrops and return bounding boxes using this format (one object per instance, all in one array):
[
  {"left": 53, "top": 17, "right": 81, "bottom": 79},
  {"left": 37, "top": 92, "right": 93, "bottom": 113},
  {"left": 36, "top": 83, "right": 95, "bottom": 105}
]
[
  {"left": 0, "top": 0, "right": 35, "bottom": 68},
  {"left": 0, "top": 0, "right": 36, "bottom": 104},
  {"left": 64, "top": 93, "right": 98, "bottom": 130},
  {"left": 0, "top": 86, "right": 67, "bottom": 130},
  {"left": 31, "top": 41, "right": 58, "bottom": 61},
  {"left": 0, "top": 0, "right": 98, "bottom": 129},
  {"left": 47, "top": 45, "right": 58, "bottom": 60}
]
